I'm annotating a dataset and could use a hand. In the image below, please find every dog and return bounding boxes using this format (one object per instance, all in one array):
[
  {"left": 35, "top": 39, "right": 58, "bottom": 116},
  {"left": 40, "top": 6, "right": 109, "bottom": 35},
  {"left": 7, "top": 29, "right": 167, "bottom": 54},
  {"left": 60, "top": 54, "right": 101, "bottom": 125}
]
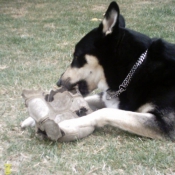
[{"left": 57, "top": 1, "right": 175, "bottom": 141}]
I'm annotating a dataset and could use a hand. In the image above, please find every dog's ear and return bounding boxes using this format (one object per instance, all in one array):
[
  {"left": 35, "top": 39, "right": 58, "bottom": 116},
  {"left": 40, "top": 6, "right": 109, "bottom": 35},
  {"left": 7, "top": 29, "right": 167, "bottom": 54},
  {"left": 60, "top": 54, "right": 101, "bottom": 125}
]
[{"left": 102, "top": 1, "right": 120, "bottom": 35}]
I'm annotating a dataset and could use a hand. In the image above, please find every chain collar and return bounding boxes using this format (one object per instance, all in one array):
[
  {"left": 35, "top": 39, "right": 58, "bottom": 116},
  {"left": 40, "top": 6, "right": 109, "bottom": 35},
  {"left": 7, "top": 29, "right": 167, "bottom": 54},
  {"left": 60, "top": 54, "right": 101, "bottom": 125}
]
[{"left": 106, "top": 50, "right": 148, "bottom": 100}]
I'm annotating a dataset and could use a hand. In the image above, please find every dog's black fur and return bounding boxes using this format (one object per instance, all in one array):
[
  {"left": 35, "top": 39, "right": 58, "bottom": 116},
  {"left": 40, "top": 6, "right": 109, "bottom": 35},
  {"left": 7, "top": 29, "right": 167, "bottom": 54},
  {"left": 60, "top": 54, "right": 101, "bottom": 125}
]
[{"left": 58, "top": 2, "right": 175, "bottom": 140}]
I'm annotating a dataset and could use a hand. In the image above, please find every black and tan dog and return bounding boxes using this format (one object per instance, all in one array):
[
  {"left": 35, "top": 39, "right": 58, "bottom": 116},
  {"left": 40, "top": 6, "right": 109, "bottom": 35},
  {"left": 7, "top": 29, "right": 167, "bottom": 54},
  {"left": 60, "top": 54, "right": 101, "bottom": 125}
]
[{"left": 58, "top": 1, "right": 175, "bottom": 141}]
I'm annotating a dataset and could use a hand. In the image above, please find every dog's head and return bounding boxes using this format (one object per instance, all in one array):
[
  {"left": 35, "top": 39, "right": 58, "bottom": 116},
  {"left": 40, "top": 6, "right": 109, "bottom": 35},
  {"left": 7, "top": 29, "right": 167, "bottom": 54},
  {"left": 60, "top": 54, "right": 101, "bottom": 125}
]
[{"left": 57, "top": 2, "right": 125, "bottom": 96}]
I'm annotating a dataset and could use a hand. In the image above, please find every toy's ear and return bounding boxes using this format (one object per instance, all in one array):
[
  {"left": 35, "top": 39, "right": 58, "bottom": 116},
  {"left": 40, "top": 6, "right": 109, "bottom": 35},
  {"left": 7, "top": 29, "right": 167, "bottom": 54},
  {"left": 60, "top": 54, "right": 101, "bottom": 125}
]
[
  {"left": 22, "top": 89, "right": 43, "bottom": 99},
  {"left": 102, "top": 1, "right": 120, "bottom": 35}
]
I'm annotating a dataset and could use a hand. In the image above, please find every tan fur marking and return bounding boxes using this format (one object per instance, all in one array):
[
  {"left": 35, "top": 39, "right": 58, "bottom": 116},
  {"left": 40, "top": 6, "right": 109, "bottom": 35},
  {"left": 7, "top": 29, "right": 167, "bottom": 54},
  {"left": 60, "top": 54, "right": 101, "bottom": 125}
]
[
  {"left": 85, "top": 55, "right": 99, "bottom": 66},
  {"left": 62, "top": 55, "right": 108, "bottom": 92},
  {"left": 137, "top": 103, "right": 155, "bottom": 113}
]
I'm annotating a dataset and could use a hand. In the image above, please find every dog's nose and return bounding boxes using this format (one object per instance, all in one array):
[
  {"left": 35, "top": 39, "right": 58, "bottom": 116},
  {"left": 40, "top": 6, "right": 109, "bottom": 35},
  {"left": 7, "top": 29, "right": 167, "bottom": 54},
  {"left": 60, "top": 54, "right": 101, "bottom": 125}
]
[
  {"left": 57, "top": 73, "right": 64, "bottom": 87},
  {"left": 57, "top": 79, "right": 62, "bottom": 87}
]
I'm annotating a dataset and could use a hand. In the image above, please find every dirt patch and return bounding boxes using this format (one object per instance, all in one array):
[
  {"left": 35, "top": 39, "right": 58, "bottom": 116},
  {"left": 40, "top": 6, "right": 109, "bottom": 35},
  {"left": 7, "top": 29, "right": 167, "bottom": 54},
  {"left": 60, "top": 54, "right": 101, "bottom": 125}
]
[
  {"left": 43, "top": 23, "right": 56, "bottom": 29},
  {"left": 91, "top": 5, "right": 106, "bottom": 12},
  {"left": 1, "top": 2, "right": 31, "bottom": 18},
  {"left": 11, "top": 6, "right": 28, "bottom": 18}
]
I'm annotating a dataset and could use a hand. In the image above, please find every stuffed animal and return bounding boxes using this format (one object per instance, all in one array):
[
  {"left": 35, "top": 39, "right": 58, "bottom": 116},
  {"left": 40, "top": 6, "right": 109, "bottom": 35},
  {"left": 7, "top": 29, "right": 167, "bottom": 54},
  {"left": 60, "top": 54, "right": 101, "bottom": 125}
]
[{"left": 21, "top": 87, "right": 92, "bottom": 141}]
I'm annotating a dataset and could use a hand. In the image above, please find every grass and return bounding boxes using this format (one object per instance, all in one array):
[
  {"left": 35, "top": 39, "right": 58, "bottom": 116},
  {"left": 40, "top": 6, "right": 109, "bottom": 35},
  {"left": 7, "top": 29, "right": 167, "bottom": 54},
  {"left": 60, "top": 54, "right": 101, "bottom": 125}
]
[{"left": 0, "top": 0, "right": 175, "bottom": 174}]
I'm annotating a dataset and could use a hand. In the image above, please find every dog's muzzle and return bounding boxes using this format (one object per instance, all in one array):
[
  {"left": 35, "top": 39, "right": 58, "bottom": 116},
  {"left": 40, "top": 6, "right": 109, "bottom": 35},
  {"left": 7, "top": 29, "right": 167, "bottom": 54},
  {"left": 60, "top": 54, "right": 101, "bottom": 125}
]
[
  {"left": 57, "top": 76, "right": 74, "bottom": 90},
  {"left": 57, "top": 77, "right": 89, "bottom": 96}
]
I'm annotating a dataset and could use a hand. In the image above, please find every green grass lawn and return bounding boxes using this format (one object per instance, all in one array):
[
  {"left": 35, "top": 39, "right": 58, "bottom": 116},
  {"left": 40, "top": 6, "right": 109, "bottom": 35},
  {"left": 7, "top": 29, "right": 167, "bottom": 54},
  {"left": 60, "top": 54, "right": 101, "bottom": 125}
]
[{"left": 0, "top": 0, "right": 175, "bottom": 174}]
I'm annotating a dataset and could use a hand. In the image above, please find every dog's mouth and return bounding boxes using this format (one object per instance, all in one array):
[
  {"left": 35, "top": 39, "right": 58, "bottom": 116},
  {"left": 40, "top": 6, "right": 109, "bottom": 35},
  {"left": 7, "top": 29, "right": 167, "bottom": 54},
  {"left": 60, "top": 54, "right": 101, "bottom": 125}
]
[
  {"left": 57, "top": 78, "right": 89, "bottom": 97},
  {"left": 77, "top": 80, "right": 89, "bottom": 97}
]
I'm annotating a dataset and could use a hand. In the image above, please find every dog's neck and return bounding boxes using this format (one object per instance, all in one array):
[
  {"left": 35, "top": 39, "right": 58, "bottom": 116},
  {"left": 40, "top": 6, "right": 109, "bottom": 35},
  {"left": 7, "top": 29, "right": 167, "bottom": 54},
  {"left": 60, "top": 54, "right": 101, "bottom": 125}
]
[{"left": 106, "top": 50, "right": 148, "bottom": 100}]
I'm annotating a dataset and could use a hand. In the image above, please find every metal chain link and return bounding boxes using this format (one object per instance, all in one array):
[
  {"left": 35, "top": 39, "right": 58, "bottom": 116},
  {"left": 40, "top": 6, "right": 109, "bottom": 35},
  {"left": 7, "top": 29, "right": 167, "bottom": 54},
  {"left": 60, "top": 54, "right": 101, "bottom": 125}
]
[{"left": 106, "top": 50, "right": 148, "bottom": 100}]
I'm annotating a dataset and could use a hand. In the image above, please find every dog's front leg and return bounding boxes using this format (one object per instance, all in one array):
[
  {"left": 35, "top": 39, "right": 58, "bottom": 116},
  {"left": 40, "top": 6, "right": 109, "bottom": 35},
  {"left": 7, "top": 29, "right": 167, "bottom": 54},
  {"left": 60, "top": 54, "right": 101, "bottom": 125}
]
[
  {"left": 58, "top": 108, "right": 164, "bottom": 141},
  {"left": 92, "top": 108, "right": 164, "bottom": 139}
]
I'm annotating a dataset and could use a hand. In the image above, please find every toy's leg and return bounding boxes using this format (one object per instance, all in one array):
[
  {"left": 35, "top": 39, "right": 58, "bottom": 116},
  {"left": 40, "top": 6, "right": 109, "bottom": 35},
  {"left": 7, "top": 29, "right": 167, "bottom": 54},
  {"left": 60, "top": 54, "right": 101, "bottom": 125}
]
[
  {"left": 85, "top": 94, "right": 105, "bottom": 111},
  {"left": 25, "top": 98, "right": 63, "bottom": 141}
]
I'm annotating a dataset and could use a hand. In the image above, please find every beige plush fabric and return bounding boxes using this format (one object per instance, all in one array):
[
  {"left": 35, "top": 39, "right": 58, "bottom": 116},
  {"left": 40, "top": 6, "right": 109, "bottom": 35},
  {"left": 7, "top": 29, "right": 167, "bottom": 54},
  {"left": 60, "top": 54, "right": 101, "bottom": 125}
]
[{"left": 22, "top": 87, "right": 92, "bottom": 141}]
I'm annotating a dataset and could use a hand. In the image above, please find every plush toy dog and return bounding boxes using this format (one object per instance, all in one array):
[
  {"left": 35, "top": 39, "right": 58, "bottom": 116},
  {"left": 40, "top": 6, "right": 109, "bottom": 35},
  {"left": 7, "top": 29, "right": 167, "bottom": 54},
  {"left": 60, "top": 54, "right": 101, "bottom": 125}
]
[{"left": 21, "top": 87, "right": 92, "bottom": 141}]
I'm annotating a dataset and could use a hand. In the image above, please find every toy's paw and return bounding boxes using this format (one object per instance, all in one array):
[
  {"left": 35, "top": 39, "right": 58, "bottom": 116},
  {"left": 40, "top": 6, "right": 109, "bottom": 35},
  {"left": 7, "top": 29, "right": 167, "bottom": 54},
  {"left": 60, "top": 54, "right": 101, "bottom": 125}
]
[{"left": 21, "top": 117, "right": 35, "bottom": 129}]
